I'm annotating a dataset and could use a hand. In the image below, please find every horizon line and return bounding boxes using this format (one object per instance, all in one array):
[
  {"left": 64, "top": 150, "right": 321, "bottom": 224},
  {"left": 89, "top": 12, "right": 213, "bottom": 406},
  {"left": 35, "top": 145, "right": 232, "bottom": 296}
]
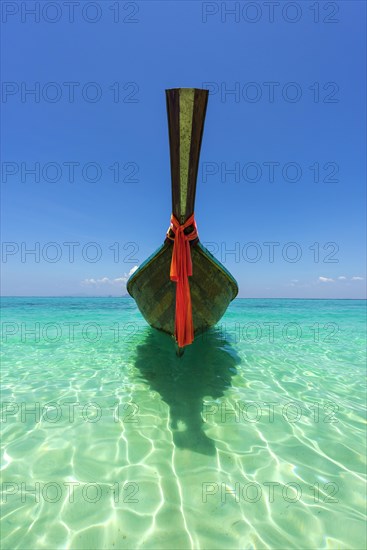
[{"left": 1, "top": 296, "right": 366, "bottom": 301}]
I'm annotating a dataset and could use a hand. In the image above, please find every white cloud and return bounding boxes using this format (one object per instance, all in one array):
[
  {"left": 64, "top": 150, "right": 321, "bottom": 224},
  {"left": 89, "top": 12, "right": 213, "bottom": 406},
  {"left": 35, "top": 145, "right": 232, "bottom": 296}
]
[
  {"left": 351, "top": 276, "right": 364, "bottom": 281},
  {"left": 338, "top": 276, "right": 346, "bottom": 280},
  {"left": 82, "top": 278, "right": 97, "bottom": 285},
  {"left": 318, "top": 276, "right": 334, "bottom": 283},
  {"left": 81, "top": 266, "right": 139, "bottom": 288}
]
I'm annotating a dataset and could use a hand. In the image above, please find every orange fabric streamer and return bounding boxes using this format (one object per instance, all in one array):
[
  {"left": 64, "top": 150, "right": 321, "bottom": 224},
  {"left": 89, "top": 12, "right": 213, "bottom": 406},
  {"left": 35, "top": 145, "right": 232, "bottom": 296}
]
[{"left": 166, "top": 213, "right": 198, "bottom": 348}]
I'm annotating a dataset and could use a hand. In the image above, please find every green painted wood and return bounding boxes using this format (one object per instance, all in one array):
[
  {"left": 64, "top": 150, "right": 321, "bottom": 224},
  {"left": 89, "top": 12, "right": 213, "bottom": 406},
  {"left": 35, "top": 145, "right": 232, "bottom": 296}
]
[
  {"left": 127, "top": 88, "right": 238, "bottom": 342},
  {"left": 166, "top": 88, "right": 208, "bottom": 224},
  {"left": 127, "top": 241, "right": 238, "bottom": 335},
  {"left": 179, "top": 88, "right": 195, "bottom": 222}
]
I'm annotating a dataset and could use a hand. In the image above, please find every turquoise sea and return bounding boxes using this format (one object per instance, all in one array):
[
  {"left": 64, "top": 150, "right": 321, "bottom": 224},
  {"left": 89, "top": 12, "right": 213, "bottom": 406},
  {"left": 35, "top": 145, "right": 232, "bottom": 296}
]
[{"left": 1, "top": 297, "right": 366, "bottom": 550}]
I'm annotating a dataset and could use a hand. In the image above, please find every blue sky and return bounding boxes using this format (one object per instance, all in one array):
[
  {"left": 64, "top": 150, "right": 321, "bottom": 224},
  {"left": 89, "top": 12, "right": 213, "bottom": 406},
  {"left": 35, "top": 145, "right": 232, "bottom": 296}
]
[{"left": 1, "top": 0, "right": 366, "bottom": 298}]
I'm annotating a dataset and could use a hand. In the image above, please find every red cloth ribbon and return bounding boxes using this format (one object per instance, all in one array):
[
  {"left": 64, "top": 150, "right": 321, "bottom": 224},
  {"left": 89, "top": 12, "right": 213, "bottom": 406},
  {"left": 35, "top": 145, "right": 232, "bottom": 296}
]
[{"left": 166, "top": 213, "right": 198, "bottom": 348}]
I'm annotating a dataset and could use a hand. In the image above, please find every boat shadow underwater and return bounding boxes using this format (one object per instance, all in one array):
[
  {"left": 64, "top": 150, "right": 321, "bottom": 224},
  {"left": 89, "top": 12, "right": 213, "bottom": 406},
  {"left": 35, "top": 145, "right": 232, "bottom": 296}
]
[{"left": 134, "top": 328, "right": 242, "bottom": 456}]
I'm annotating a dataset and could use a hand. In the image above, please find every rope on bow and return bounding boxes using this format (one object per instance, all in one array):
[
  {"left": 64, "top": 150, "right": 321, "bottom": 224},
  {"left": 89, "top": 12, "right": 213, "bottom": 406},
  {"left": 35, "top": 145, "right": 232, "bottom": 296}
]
[{"left": 166, "top": 213, "right": 198, "bottom": 347}]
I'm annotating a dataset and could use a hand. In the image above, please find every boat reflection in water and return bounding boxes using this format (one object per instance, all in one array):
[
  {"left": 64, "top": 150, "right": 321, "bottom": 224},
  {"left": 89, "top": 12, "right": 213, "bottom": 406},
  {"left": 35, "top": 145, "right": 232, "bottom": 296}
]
[{"left": 134, "top": 328, "right": 241, "bottom": 456}]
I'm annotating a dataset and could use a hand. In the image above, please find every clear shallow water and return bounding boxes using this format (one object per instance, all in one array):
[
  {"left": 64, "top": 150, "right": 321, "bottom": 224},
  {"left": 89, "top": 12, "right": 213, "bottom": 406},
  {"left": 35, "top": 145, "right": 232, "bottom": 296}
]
[{"left": 1, "top": 297, "right": 366, "bottom": 550}]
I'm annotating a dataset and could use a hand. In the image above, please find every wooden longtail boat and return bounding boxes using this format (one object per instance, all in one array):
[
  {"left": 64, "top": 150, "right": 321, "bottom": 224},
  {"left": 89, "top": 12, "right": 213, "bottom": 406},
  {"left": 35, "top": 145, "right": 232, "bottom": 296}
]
[{"left": 127, "top": 88, "right": 238, "bottom": 353}]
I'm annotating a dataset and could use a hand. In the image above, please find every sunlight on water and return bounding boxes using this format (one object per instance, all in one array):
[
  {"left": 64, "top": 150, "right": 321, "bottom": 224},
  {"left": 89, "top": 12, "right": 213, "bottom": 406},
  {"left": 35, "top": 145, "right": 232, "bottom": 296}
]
[{"left": 1, "top": 297, "right": 366, "bottom": 549}]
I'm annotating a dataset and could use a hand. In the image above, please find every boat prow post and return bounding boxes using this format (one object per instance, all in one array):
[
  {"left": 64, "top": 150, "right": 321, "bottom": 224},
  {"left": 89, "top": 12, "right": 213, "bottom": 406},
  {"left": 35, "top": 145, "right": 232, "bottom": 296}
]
[{"left": 175, "top": 343, "right": 185, "bottom": 357}]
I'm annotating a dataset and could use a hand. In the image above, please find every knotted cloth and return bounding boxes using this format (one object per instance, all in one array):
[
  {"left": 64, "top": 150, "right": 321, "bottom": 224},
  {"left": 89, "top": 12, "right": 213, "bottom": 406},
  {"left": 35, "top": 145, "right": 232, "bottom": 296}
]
[{"left": 166, "top": 213, "right": 198, "bottom": 347}]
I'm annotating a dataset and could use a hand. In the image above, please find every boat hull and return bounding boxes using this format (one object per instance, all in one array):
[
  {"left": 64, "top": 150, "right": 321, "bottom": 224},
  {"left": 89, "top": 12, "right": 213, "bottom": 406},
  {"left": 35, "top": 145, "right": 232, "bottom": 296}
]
[{"left": 127, "top": 240, "right": 238, "bottom": 337}]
